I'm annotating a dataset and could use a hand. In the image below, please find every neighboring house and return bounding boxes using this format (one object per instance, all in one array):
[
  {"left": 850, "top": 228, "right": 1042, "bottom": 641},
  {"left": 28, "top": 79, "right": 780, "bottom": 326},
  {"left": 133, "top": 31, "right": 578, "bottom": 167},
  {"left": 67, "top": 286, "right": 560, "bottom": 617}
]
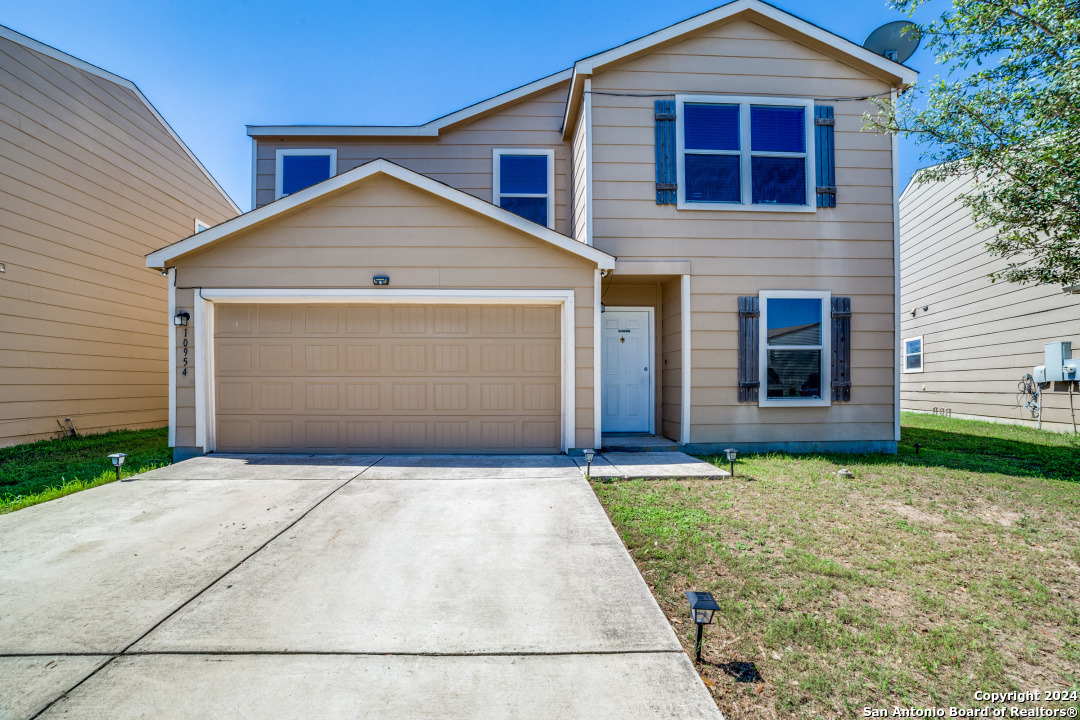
[
  {"left": 147, "top": 0, "right": 916, "bottom": 458},
  {"left": 900, "top": 172, "right": 1080, "bottom": 432},
  {"left": 0, "top": 25, "right": 239, "bottom": 447}
]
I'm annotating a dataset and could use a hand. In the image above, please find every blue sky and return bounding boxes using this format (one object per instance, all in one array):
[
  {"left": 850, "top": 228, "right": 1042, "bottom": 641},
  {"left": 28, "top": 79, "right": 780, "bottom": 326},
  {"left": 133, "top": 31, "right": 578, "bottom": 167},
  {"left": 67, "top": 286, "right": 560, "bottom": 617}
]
[{"left": 4, "top": 0, "right": 947, "bottom": 211}]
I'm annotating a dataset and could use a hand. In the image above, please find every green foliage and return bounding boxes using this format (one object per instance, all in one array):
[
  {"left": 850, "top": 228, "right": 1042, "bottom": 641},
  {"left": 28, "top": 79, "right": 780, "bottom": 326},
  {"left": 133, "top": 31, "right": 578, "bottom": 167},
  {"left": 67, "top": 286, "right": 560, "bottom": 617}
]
[
  {"left": 870, "top": 0, "right": 1080, "bottom": 286},
  {"left": 0, "top": 428, "right": 171, "bottom": 513}
]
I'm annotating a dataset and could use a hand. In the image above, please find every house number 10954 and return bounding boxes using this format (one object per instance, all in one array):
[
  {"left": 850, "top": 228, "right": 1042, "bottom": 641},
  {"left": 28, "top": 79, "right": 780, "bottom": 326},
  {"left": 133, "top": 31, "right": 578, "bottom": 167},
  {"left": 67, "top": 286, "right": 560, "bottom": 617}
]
[{"left": 182, "top": 328, "right": 188, "bottom": 376}]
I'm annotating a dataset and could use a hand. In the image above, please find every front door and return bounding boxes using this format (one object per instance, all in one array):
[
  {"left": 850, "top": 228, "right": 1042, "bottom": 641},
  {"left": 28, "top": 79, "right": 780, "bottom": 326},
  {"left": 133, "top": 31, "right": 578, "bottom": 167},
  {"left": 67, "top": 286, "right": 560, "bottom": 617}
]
[{"left": 601, "top": 310, "right": 652, "bottom": 433}]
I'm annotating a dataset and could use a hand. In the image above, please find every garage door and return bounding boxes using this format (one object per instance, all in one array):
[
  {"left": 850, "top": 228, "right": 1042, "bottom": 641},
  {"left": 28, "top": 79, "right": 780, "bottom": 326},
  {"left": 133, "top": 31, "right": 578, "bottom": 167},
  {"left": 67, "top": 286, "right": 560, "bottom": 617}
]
[{"left": 212, "top": 303, "right": 562, "bottom": 453}]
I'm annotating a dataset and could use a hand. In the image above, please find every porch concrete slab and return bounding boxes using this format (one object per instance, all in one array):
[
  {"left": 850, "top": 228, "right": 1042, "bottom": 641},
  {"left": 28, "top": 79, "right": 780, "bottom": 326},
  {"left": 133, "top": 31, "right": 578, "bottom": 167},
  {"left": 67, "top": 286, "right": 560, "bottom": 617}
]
[
  {"left": 133, "top": 454, "right": 381, "bottom": 481},
  {"left": 134, "top": 474, "right": 680, "bottom": 654},
  {"left": 0, "top": 655, "right": 109, "bottom": 720},
  {"left": 359, "top": 453, "right": 580, "bottom": 480},
  {"left": 0, "top": 477, "right": 341, "bottom": 654},
  {"left": 592, "top": 452, "right": 730, "bottom": 480},
  {"left": 40, "top": 653, "right": 721, "bottom": 720},
  {"left": 601, "top": 434, "right": 681, "bottom": 452}
]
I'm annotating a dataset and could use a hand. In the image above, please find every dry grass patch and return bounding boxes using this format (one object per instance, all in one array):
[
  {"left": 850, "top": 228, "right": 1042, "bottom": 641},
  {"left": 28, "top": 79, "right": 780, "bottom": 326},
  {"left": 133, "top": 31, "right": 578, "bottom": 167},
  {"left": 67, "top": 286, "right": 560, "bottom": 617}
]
[{"left": 592, "top": 413, "right": 1080, "bottom": 719}]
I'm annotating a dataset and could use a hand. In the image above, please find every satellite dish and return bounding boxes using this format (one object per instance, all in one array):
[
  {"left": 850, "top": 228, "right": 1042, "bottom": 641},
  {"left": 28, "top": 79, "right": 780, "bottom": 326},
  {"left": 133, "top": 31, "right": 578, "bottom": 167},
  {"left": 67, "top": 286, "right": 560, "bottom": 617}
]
[{"left": 863, "top": 21, "right": 921, "bottom": 63}]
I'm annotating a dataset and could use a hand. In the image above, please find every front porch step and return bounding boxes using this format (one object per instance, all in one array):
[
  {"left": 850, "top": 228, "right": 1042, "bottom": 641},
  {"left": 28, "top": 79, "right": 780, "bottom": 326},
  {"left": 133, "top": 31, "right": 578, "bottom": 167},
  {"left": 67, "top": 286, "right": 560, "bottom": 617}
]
[{"left": 600, "top": 434, "right": 681, "bottom": 453}]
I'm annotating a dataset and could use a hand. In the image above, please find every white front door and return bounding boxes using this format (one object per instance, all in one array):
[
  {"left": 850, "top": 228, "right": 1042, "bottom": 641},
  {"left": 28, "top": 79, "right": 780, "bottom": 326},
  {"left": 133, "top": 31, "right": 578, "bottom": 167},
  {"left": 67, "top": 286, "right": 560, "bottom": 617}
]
[{"left": 601, "top": 310, "right": 652, "bottom": 433}]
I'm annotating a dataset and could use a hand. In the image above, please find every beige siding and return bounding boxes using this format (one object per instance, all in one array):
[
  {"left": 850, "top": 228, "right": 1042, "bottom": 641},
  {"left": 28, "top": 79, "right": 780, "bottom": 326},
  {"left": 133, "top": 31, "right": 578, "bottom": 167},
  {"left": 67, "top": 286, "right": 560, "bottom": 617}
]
[
  {"left": 899, "top": 174, "right": 1080, "bottom": 431},
  {"left": 172, "top": 175, "right": 596, "bottom": 449},
  {"left": 589, "top": 17, "right": 896, "bottom": 447},
  {"left": 254, "top": 83, "right": 573, "bottom": 236},
  {"left": 571, "top": 98, "right": 588, "bottom": 242},
  {"left": 660, "top": 278, "right": 683, "bottom": 440},
  {"left": 0, "top": 37, "right": 236, "bottom": 446}
]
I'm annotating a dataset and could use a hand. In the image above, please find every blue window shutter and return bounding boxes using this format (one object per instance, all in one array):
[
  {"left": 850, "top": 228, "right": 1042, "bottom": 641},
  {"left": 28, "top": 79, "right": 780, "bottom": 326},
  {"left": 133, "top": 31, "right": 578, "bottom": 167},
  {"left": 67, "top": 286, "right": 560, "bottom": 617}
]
[
  {"left": 814, "top": 105, "right": 836, "bottom": 208},
  {"left": 654, "top": 100, "right": 677, "bottom": 204}
]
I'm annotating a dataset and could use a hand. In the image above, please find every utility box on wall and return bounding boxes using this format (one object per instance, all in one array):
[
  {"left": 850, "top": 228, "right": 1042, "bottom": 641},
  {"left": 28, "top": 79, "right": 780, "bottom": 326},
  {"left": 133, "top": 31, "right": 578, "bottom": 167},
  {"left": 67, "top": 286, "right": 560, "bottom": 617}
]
[{"left": 1042, "top": 341, "right": 1078, "bottom": 383}]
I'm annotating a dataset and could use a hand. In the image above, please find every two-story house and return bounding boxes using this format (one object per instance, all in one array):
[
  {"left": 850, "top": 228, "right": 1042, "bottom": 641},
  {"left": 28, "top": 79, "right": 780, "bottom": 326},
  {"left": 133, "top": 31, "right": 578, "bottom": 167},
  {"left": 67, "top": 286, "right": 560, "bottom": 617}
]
[
  {"left": 146, "top": 0, "right": 915, "bottom": 458},
  {"left": 0, "top": 24, "right": 238, "bottom": 447}
]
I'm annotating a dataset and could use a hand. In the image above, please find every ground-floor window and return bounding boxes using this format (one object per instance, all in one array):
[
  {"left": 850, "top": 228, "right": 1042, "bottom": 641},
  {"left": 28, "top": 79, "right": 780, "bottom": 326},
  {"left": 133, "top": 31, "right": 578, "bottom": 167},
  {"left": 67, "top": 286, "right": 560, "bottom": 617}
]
[
  {"left": 759, "top": 290, "right": 831, "bottom": 407},
  {"left": 903, "top": 336, "right": 923, "bottom": 372}
]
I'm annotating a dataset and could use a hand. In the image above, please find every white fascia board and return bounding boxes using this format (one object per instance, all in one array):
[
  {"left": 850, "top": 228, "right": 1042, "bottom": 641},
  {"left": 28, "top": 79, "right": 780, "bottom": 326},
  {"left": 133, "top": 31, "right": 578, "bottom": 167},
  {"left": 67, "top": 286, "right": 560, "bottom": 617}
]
[
  {"left": 247, "top": 126, "right": 439, "bottom": 138},
  {"left": 248, "top": 69, "right": 573, "bottom": 139},
  {"left": 571, "top": 0, "right": 917, "bottom": 84},
  {"left": 146, "top": 158, "right": 614, "bottom": 270},
  {"left": 0, "top": 24, "right": 240, "bottom": 214}
]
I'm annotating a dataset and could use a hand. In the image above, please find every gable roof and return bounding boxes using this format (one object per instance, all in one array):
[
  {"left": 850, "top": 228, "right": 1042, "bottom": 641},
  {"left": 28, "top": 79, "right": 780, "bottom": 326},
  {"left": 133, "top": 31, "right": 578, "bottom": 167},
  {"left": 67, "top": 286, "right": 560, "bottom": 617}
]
[
  {"left": 245, "top": 0, "right": 916, "bottom": 143},
  {"left": 561, "top": 0, "right": 919, "bottom": 136},
  {"left": 246, "top": 68, "right": 572, "bottom": 139},
  {"left": 145, "top": 158, "right": 615, "bottom": 269},
  {"left": 0, "top": 23, "right": 240, "bottom": 214}
]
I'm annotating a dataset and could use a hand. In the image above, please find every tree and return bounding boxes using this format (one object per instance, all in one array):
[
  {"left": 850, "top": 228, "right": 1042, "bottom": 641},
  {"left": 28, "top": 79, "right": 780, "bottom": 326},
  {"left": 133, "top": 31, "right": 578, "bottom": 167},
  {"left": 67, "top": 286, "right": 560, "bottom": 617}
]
[{"left": 869, "top": 0, "right": 1080, "bottom": 286}]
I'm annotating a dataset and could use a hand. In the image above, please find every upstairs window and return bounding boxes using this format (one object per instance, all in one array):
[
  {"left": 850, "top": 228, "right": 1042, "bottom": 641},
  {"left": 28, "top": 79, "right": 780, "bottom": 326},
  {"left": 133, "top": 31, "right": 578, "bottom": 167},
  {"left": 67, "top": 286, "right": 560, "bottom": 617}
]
[
  {"left": 194, "top": 219, "right": 210, "bottom": 233},
  {"left": 759, "top": 291, "right": 831, "bottom": 407},
  {"left": 493, "top": 148, "right": 554, "bottom": 228},
  {"left": 275, "top": 149, "right": 337, "bottom": 199},
  {"left": 676, "top": 96, "right": 814, "bottom": 211},
  {"left": 903, "top": 336, "right": 923, "bottom": 373}
]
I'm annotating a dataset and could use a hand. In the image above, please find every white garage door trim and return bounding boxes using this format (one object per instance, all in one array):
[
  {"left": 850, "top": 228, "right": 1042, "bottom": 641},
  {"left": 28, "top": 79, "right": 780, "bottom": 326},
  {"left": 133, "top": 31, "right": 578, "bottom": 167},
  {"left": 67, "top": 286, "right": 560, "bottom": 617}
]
[{"left": 193, "top": 288, "right": 577, "bottom": 453}]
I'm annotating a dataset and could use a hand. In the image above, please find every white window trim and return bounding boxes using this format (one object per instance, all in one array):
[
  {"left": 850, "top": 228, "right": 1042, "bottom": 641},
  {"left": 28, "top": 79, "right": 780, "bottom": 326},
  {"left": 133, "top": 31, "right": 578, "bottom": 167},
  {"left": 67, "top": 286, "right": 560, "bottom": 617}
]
[
  {"left": 275, "top": 148, "right": 338, "bottom": 200},
  {"left": 759, "top": 290, "right": 831, "bottom": 408},
  {"left": 194, "top": 218, "right": 211, "bottom": 234},
  {"left": 675, "top": 95, "right": 816, "bottom": 213},
  {"left": 492, "top": 148, "right": 556, "bottom": 230},
  {"left": 903, "top": 335, "right": 924, "bottom": 373}
]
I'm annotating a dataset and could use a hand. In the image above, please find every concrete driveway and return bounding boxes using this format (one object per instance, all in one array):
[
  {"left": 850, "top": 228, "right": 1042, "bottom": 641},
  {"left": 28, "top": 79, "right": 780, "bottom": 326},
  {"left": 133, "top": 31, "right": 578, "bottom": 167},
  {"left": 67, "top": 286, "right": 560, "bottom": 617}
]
[{"left": 0, "top": 454, "right": 721, "bottom": 719}]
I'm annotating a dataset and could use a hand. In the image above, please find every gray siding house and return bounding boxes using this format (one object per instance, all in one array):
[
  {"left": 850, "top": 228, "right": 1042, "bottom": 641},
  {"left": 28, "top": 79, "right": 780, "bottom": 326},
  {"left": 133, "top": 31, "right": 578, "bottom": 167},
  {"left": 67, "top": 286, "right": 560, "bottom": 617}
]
[{"left": 899, "top": 172, "right": 1080, "bottom": 432}]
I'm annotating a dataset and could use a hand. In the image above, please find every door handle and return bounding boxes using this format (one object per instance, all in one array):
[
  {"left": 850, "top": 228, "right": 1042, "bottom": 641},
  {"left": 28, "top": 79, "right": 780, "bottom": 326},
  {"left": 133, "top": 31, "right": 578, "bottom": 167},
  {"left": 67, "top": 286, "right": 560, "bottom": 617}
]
[{"left": 644, "top": 367, "right": 648, "bottom": 371}]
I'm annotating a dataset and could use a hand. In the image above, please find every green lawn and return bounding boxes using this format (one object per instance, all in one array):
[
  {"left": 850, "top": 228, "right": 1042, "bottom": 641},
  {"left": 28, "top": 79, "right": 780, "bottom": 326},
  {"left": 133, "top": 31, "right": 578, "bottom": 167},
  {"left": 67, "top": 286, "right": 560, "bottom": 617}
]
[
  {"left": 0, "top": 427, "right": 171, "bottom": 514},
  {"left": 593, "top": 413, "right": 1080, "bottom": 719}
]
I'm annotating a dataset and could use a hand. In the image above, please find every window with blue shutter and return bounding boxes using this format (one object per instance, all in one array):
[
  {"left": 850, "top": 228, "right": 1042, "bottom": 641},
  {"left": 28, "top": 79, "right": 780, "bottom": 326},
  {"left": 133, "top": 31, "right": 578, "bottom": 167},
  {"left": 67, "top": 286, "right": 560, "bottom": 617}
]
[
  {"left": 673, "top": 96, "right": 816, "bottom": 210},
  {"left": 815, "top": 105, "right": 837, "bottom": 208}
]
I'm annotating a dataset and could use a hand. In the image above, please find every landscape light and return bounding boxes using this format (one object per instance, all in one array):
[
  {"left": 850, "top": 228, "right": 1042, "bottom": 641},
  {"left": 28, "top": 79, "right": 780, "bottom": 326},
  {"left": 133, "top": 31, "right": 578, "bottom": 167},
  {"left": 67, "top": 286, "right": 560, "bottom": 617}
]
[
  {"left": 685, "top": 591, "right": 720, "bottom": 662},
  {"left": 583, "top": 449, "right": 595, "bottom": 477},
  {"left": 724, "top": 448, "right": 738, "bottom": 476},
  {"left": 108, "top": 453, "right": 127, "bottom": 481}
]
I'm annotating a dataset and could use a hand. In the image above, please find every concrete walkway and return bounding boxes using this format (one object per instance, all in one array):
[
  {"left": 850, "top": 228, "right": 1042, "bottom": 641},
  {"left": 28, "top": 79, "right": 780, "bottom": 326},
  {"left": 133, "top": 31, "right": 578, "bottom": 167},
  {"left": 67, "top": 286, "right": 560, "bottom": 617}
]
[{"left": 0, "top": 454, "right": 722, "bottom": 719}]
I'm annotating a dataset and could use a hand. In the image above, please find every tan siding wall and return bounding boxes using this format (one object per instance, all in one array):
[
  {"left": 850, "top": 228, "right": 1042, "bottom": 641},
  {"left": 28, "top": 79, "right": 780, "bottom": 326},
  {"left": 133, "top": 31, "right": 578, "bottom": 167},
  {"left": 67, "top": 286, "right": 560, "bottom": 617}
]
[
  {"left": 660, "top": 278, "right": 683, "bottom": 440},
  {"left": 571, "top": 101, "right": 588, "bottom": 242},
  {"left": 899, "top": 174, "right": 1080, "bottom": 431},
  {"left": 172, "top": 175, "right": 596, "bottom": 449},
  {"left": 254, "top": 83, "right": 573, "bottom": 237},
  {"left": 0, "top": 38, "right": 236, "bottom": 446},
  {"left": 590, "top": 18, "right": 897, "bottom": 447}
]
